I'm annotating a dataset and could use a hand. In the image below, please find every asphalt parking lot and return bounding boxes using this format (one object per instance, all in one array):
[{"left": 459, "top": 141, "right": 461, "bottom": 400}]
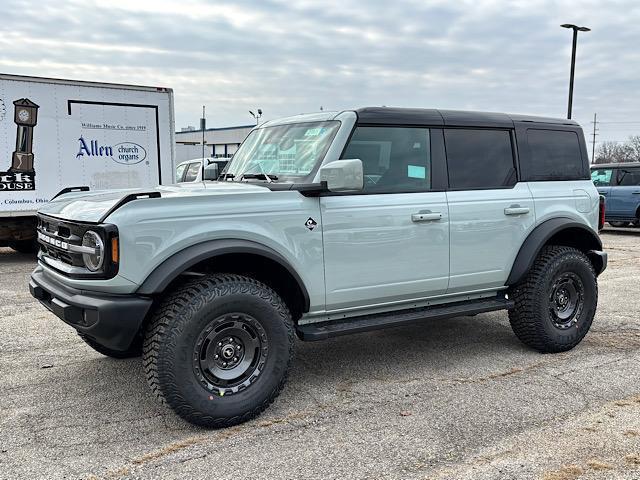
[{"left": 1, "top": 229, "right": 640, "bottom": 480}]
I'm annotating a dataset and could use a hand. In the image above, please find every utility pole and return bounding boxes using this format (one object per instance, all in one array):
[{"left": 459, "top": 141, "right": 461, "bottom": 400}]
[{"left": 591, "top": 112, "right": 598, "bottom": 163}]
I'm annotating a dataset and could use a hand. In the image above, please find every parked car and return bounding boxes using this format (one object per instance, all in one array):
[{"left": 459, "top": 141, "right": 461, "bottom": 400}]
[
  {"left": 591, "top": 162, "right": 640, "bottom": 227},
  {"left": 176, "top": 158, "right": 230, "bottom": 183},
  {"left": 30, "top": 107, "right": 606, "bottom": 428}
]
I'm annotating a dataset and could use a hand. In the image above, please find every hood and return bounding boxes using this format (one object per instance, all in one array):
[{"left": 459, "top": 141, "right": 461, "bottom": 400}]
[{"left": 38, "top": 182, "right": 270, "bottom": 223}]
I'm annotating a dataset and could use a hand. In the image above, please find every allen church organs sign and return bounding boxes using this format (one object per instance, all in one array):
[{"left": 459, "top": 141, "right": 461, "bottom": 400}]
[{"left": 0, "top": 98, "right": 39, "bottom": 191}]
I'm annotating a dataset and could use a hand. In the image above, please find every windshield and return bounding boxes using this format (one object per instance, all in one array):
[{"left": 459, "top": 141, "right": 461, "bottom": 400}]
[{"left": 226, "top": 121, "right": 340, "bottom": 181}]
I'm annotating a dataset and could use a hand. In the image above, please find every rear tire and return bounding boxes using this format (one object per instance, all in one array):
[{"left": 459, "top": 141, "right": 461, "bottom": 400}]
[
  {"left": 79, "top": 333, "right": 142, "bottom": 359},
  {"left": 143, "top": 274, "right": 295, "bottom": 428},
  {"left": 508, "top": 246, "right": 597, "bottom": 353},
  {"left": 608, "top": 221, "right": 630, "bottom": 228}
]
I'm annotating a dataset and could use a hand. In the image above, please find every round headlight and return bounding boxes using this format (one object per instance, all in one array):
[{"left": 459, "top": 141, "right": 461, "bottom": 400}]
[{"left": 82, "top": 231, "right": 104, "bottom": 272}]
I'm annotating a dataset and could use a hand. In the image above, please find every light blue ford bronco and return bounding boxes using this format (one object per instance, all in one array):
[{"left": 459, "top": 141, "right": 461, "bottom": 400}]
[{"left": 30, "top": 108, "right": 607, "bottom": 427}]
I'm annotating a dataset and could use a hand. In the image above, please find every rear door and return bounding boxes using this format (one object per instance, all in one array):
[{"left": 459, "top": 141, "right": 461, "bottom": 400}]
[
  {"left": 321, "top": 126, "right": 450, "bottom": 312},
  {"left": 610, "top": 167, "right": 640, "bottom": 219},
  {"left": 445, "top": 128, "right": 535, "bottom": 293}
]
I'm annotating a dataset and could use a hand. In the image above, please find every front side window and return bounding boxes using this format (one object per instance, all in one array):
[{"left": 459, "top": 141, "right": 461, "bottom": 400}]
[
  {"left": 341, "top": 126, "right": 431, "bottom": 193},
  {"left": 591, "top": 168, "right": 613, "bottom": 186},
  {"left": 175, "top": 163, "right": 187, "bottom": 182},
  {"left": 226, "top": 121, "right": 340, "bottom": 180},
  {"left": 525, "top": 129, "right": 584, "bottom": 181},
  {"left": 444, "top": 129, "right": 515, "bottom": 189}
]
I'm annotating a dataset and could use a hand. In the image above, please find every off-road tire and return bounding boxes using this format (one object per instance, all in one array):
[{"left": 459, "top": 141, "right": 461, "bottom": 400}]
[
  {"left": 143, "top": 274, "right": 295, "bottom": 428},
  {"left": 9, "top": 239, "right": 38, "bottom": 254},
  {"left": 78, "top": 333, "right": 142, "bottom": 359},
  {"left": 609, "top": 221, "right": 630, "bottom": 228},
  {"left": 508, "top": 246, "right": 597, "bottom": 353}
]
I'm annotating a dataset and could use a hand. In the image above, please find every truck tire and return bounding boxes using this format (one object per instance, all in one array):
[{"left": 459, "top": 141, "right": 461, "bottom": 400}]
[
  {"left": 143, "top": 274, "right": 295, "bottom": 428},
  {"left": 609, "top": 221, "right": 630, "bottom": 228},
  {"left": 78, "top": 333, "right": 142, "bottom": 359},
  {"left": 9, "top": 239, "right": 39, "bottom": 254},
  {"left": 508, "top": 246, "right": 597, "bottom": 353}
]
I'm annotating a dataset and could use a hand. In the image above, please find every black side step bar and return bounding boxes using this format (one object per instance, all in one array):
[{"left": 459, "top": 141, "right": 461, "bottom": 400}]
[{"left": 297, "top": 296, "right": 514, "bottom": 341}]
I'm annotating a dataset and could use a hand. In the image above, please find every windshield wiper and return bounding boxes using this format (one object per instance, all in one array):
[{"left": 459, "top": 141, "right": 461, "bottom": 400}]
[{"left": 239, "top": 173, "right": 279, "bottom": 182}]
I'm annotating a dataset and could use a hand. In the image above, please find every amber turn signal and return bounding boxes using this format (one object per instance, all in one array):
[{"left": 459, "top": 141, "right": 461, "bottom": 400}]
[{"left": 111, "top": 237, "right": 119, "bottom": 263}]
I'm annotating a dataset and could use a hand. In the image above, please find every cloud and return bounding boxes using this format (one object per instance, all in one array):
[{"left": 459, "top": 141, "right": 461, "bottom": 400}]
[{"left": 1, "top": 0, "right": 639, "bottom": 144}]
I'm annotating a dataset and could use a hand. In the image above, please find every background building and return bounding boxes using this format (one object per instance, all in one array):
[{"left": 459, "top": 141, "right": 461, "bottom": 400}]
[{"left": 175, "top": 124, "right": 254, "bottom": 163}]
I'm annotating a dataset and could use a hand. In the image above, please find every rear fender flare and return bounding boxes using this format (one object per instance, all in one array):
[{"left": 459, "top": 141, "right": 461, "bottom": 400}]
[{"left": 506, "top": 218, "right": 603, "bottom": 285}]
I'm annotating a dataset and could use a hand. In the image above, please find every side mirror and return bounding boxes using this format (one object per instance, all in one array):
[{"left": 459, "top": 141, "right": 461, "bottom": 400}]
[
  {"left": 203, "top": 163, "right": 219, "bottom": 181},
  {"left": 319, "top": 159, "right": 363, "bottom": 192}
]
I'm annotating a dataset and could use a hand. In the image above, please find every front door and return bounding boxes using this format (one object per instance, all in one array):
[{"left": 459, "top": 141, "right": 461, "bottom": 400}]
[{"left": 321, "top": 126, "right": 449, "bottom": 313}]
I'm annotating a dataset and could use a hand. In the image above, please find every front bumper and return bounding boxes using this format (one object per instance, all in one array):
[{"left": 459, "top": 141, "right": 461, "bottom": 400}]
[{"left": 29, "top": 267, "right": 152, "bottom": 351}]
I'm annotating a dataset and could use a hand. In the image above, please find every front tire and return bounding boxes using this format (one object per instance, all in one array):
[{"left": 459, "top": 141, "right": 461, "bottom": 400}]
[
  {"left": 143, "top": 274, "right": 295, "bottom": 428},
  {"left": 508, "top": 246, "right": 597, "bottom": 353}
]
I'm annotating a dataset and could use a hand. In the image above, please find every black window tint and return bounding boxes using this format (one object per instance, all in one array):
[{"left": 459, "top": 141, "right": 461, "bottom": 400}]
[
  {"left": 444, "top": 129, "right": 515, "bottom": 189},
  {"left": 183, "top": 162, "right": 201, "bottom": 182},
  {"left": 342, "top": 127, "right": 431, "bottom": 192},
  {"left": 525, "top": 129, "right": 584, "bottom": 180},
  {"left": 617, "top": 168, "right": 640, "bottom": 186}
]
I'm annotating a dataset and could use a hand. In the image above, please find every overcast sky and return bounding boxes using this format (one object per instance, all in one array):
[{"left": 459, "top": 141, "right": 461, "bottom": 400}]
[{"left": 2, "top": 0, "right": 639, "bottom": 150}]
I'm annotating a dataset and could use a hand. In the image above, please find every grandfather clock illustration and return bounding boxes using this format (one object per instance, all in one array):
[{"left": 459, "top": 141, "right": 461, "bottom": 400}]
[{"left": 10, "top": 98, "right": 39, "bottom": 173}]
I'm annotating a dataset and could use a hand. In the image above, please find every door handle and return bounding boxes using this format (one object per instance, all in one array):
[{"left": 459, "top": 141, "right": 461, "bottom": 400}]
[
  {"left": 633, "top": 192, "right": 640, "bottom": 195},
  {"left": 504, "top": 205, "right": 530, "bottom": 216},
  {"left": 411, "top": 211, "right": 442, "bottom": 222}
]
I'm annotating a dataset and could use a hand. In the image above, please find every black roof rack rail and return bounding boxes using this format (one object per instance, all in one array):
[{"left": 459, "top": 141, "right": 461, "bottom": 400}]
[
  {"left": 98, "top": 192, "right": 161, "bottom": 223},
  {"left": 51, "top": 186, "right": 90, "bottom": 200}
]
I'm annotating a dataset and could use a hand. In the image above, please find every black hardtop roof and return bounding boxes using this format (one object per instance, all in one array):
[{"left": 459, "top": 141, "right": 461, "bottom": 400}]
[
  {"left": 354, "top": 107, "right": 579, "bottom": 128},
  {"left": 590, "top": 162, "right": 640, "bottom": 169}
]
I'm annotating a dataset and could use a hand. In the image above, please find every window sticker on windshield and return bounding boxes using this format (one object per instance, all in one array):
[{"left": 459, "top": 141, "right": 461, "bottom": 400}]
[
  {"left": 304, "top": 128, "right": 325, "bottom": 137},
  {"left": 407, "top": 165, "right": 426, "bottom": 179}
]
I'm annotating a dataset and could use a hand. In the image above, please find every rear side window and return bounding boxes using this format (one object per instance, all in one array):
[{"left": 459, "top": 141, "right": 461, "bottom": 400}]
[
  {"left": 524, "top": 129, "right": 584, "bottom": 181},
  {"left": 444, "top": 129, "right": 516, "bottom": 189},
  {"left": 617, "top": 168, "right": 640, "bottom": 186},
  {"left": 342, "top": 126, "right": 431, "bottom": 193},
  {"left": 591, "top": 168, "right": 613, "bottom": 186}
]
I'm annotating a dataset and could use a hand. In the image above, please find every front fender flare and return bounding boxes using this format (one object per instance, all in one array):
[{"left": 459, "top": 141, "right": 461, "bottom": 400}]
[
  {"left": 506, "top": 218, "right": 603, "bottom": 286},
  {"left": 136, "top": 239, "right": 310, "bottom": 312}
]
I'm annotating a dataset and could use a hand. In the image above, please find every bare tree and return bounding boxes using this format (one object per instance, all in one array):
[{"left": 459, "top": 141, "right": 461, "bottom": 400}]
[{"left": 595, "top": 137, "right": 640, "bottom": 164}]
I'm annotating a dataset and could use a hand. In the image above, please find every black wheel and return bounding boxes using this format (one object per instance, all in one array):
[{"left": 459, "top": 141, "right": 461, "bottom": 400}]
[
  {"left": 9, "top": 239, "right": 38, "bottom": 254},
  {"left": 143, "top": 274, "right": 294, "bottom": 428},
  {"left": 78, "top": 333, "right": 142, "bottom": 359},
  {"left": 508, "top": 245, "right": 597, "bottom": 353},
  {"left": 608, "top": 221, "right": 630, "bottom": 228}
]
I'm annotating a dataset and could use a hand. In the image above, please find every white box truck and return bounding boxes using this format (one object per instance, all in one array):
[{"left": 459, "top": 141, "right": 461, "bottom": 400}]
[{"left": 0, "top": 73, "right": 175, "bottom": 252}]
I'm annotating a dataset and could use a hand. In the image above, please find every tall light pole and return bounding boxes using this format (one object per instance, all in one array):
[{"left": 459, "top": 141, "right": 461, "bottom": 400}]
[
  {"left": 561, "top": 24, "right": 590, "bottom": 119},
  {"left": 249, "top": 109, "right": 263, "bottom": 125}
]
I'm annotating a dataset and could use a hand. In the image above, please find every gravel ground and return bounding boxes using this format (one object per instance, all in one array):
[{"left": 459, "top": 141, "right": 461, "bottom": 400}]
[{"left": 1, "top": 228, "right": 639, "bottom": 480}]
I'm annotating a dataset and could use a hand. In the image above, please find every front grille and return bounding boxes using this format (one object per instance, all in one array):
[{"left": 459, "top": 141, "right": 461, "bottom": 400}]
[{"left": 37, "top": 215, "right": 87, "bottom": 268}]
